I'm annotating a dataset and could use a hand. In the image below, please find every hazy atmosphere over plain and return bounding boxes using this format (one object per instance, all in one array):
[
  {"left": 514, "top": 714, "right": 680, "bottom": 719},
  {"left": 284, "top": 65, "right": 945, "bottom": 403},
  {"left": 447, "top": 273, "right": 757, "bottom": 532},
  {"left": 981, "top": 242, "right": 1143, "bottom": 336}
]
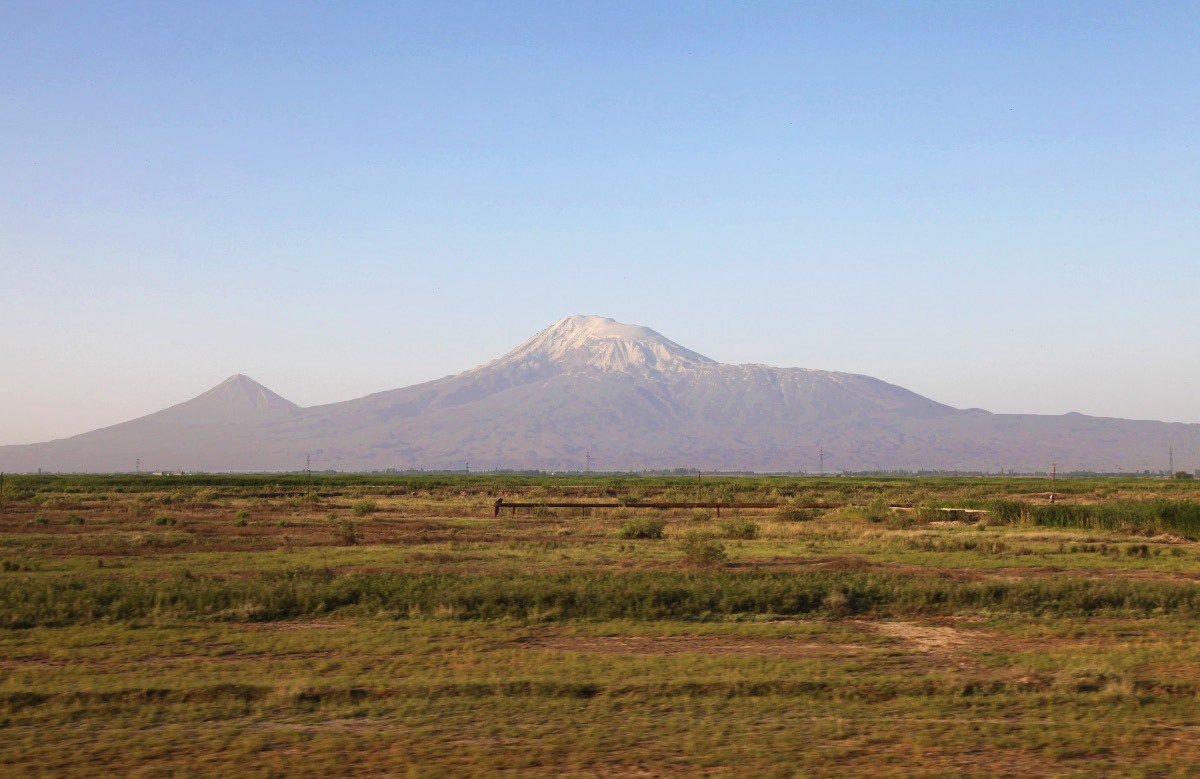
[{"left": 2, "top": 2, "right": 1197, "bottom": 445}]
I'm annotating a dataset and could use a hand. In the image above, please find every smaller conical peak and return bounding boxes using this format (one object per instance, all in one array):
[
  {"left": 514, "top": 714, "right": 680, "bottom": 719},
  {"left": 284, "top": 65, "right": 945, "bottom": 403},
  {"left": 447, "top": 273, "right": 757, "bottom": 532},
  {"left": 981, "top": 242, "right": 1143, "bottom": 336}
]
[
  {"left": 196, "top": 374, "right": 299, "bottom": 411},
  {"left": 497, "top": 315, "right": 714, "bottom": 374}
]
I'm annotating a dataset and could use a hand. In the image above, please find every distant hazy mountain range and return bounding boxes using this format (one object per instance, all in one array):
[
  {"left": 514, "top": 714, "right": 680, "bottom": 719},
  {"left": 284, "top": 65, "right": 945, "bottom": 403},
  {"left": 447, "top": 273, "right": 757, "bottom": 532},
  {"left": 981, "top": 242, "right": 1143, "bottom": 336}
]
[{"left": 1, "top": 315, "right": 1194, "bottom": 473}]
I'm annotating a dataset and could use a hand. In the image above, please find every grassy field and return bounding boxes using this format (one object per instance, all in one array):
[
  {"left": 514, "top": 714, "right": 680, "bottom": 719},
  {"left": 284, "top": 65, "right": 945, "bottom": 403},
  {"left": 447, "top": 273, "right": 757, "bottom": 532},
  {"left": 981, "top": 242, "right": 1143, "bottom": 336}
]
[{"left": 2, "top": 474, "right": 1200, "bottom": 777}]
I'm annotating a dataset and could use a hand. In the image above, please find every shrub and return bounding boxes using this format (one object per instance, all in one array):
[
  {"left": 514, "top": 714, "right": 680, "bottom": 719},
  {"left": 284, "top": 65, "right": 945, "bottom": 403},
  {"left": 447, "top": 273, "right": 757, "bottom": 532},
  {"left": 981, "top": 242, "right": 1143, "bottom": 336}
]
[
  {"left": 678, "top": 531, "right": 726, "bottom": 566},
  {"left": 823, "top": 590, "right": 851, "bottom": 616},
  {"left": 777, "top": 507, "right": 818, "bottom": 522},
  {"left": 351, "top": 500, "right": 376, "bottom": 517},
  {"left": 690, "top": 510, "right": 713, "bottom": 522},
  {"left": 235, "top": 510, "right": 250, "bottom": 520},
  {"left": 337, "top": 520, "right": 358, "bottom": 544},
  {"left": 152, "top": 516, "right": 176, "bottom": 526},
  {"left": 290, "top": 492, "right": 321, "bottom": 510},
  {"left": 862, "top": 498, "right": 893, "bottom": 523},
  {"left": 616, "top": 516, "right": 666, "bottom": 540},
  {"left": 33, "top": 515, "right": 49, "bottom": 525},
  {"left": 719, "top": 517, "right": 759, "bottom": 539},
  {"left": 5, "top": 489, "right": 34, "bottom": 503},
  {"left": 233, "top": 518, "right": 248, "bottom": 527},
  {"left": 66, "top": 514, "right": 85, "bottom": 525}
]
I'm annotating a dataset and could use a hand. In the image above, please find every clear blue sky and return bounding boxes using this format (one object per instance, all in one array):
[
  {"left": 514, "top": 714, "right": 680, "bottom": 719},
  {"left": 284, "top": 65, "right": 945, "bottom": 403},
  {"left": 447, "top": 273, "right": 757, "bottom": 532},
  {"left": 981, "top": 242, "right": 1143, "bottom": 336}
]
[{"left": 2, "top": 1, "right": 1198, "bottom": 444}]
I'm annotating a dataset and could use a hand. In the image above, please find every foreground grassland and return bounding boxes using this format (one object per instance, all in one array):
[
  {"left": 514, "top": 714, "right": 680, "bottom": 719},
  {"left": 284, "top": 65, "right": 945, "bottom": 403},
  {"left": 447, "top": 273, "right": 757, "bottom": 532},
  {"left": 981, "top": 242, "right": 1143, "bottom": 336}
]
[{"left": 2, "top": 474, "right": 1200, "bottom": 777}]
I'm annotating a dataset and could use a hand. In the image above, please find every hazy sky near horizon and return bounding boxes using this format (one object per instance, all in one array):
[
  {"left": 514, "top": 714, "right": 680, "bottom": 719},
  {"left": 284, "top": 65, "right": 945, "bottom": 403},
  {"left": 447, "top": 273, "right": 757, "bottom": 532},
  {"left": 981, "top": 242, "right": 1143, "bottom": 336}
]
[{"left": 2, "top": 1, "right": 1198, "bottom": 445}]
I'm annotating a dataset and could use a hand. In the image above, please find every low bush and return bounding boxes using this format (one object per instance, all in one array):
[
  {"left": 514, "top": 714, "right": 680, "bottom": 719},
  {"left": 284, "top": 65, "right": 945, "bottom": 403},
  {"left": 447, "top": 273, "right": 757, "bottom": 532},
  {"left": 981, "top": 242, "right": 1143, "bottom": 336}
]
[
  {"left": 679, "top": 531, "right": 726, "bottom": 566},
  {"left": 615, "top": 516, "right": 666, "bottom": 540},
  {"left": 351, "top": 500, "right": 376, "bottom": 518},
  {"left": 152, "top": 516, "right": 176, "bottom": 526},
  {"left": 777, "top": 507, "right": 818, "bottom": 522},
  {"left": 337, "top": 520, "right": 358, "bottom": 544},
  {"left": 719, "top": 517, "right": 759, "bottom": 539},
  {"left": 862, "top": 498, "right": 894, "bottom": 523}
]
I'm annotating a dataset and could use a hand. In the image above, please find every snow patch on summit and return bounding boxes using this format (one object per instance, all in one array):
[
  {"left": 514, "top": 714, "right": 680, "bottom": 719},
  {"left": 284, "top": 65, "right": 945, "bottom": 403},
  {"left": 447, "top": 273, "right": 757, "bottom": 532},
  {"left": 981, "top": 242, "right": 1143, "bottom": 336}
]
[{"left": 494, "top": 315, "right": 715, "bottom": 375}]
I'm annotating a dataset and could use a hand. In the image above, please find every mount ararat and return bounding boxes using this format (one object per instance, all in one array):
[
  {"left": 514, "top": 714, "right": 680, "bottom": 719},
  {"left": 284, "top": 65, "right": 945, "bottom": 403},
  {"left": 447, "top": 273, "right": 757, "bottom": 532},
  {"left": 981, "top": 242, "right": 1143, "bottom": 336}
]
[{"left": 2, "top": 315, "right": 1194, "bottom": 473}]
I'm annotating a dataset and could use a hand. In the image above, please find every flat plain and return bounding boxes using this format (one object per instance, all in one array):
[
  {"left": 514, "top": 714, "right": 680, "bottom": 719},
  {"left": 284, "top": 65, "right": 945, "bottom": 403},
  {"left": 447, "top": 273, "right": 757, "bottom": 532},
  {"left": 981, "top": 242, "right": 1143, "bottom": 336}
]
[{"left": 2, "top": 473, "right": 1200, "bottom": 778}]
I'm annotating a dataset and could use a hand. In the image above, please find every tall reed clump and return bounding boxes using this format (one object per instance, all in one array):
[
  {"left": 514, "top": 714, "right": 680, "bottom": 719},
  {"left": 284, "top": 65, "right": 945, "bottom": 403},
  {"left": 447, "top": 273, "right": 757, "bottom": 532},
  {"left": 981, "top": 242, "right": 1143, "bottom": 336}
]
[{"left": 972, "top": 499, "right": 1200, "bottom": 538}]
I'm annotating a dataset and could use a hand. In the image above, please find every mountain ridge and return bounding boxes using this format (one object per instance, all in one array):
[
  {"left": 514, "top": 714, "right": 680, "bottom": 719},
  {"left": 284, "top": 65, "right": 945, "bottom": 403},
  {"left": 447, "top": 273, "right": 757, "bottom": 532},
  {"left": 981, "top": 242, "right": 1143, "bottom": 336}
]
[{"left": 0, "top": 315, "right": 1194, "bottom": 473}]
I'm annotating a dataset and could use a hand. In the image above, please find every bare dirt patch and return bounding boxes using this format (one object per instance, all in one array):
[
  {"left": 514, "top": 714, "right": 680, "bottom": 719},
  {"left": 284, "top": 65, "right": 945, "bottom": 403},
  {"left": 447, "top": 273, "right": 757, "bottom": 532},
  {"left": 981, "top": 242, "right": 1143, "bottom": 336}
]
[
  {"left": 231, "top": 620, "right": 353, "bottom": 633},
  {"left": 854, "top": 620, "right": 973, "bottom": 654},
  {"left": 509, "top": 634, "right": 866, "bottom": 659}
]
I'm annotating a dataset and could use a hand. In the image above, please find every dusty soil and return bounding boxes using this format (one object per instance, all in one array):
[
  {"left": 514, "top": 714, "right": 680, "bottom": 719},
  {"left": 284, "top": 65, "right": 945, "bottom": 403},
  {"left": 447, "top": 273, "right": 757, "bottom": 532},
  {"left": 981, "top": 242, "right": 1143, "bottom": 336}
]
[
  {"left": 508, "top": 620, "right": 1120, "bottom": 663},
  {"left": 853, "top": 620, "right": 974, "bottom": 653},
  {"left": 509, "top": 633, "right": 866, "bottom": 658},
  {"left": 509, "top": 620, "right": 997, "bottom": 659}
]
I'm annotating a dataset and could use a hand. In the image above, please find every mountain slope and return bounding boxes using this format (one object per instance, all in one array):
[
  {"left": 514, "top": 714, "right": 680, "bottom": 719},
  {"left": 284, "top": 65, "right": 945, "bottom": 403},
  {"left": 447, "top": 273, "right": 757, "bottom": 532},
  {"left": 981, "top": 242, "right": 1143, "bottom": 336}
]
[
  {"left": 0, "top": 375, "right": 301, "bottom": 472},
  {"left": 0, "top": 316, "right": 1194, "bottom": 473}
]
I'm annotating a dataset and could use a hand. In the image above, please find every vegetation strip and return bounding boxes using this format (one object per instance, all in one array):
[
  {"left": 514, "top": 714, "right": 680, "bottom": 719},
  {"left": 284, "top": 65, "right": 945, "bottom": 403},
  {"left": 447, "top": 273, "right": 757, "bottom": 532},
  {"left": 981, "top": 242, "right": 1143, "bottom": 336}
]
[
  {"left": 9, "top": 675, "right": 1200, "bottom": 712},
  {"left": 6, "top": 568, "right": 1200, "bottom": 627}
]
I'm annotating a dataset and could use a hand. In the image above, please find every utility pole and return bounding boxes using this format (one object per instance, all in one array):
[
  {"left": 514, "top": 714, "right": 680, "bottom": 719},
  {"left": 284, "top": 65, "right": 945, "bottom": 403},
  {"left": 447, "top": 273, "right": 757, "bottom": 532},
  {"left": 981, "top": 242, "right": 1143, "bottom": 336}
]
[
  {"left": 1052, "top": 463, "right": 1056, "bottom": 490},
  {"left": 135, "top": 458, "right": 139, "bottom": 474},
  {"left": 585, "top": 450, "right": 590, "bottom": 473},
  {"left": 306, "top": 455, "right": 312, "bottom": 514},
  {"left": 819, "top": 448, "right": 824, "bottom": 477},
  {"left": 1, "top": 472, "right": 5, "bottom": 516},
  {"left": 1170, "top": 448, "right": 1174, "bottom": 478},
  {"left": 697, "top": 470, "right": 702, "bottom": 502},
  {"left": 465, "top": 461, "right": 469, "bottom": 474}
]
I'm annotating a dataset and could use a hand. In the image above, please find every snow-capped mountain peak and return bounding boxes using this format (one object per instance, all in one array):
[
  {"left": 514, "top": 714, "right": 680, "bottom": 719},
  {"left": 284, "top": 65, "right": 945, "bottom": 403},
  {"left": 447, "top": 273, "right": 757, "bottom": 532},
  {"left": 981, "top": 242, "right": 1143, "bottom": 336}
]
[{"left": 494, "top": 315, "right": 714, "bottom": 374}]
